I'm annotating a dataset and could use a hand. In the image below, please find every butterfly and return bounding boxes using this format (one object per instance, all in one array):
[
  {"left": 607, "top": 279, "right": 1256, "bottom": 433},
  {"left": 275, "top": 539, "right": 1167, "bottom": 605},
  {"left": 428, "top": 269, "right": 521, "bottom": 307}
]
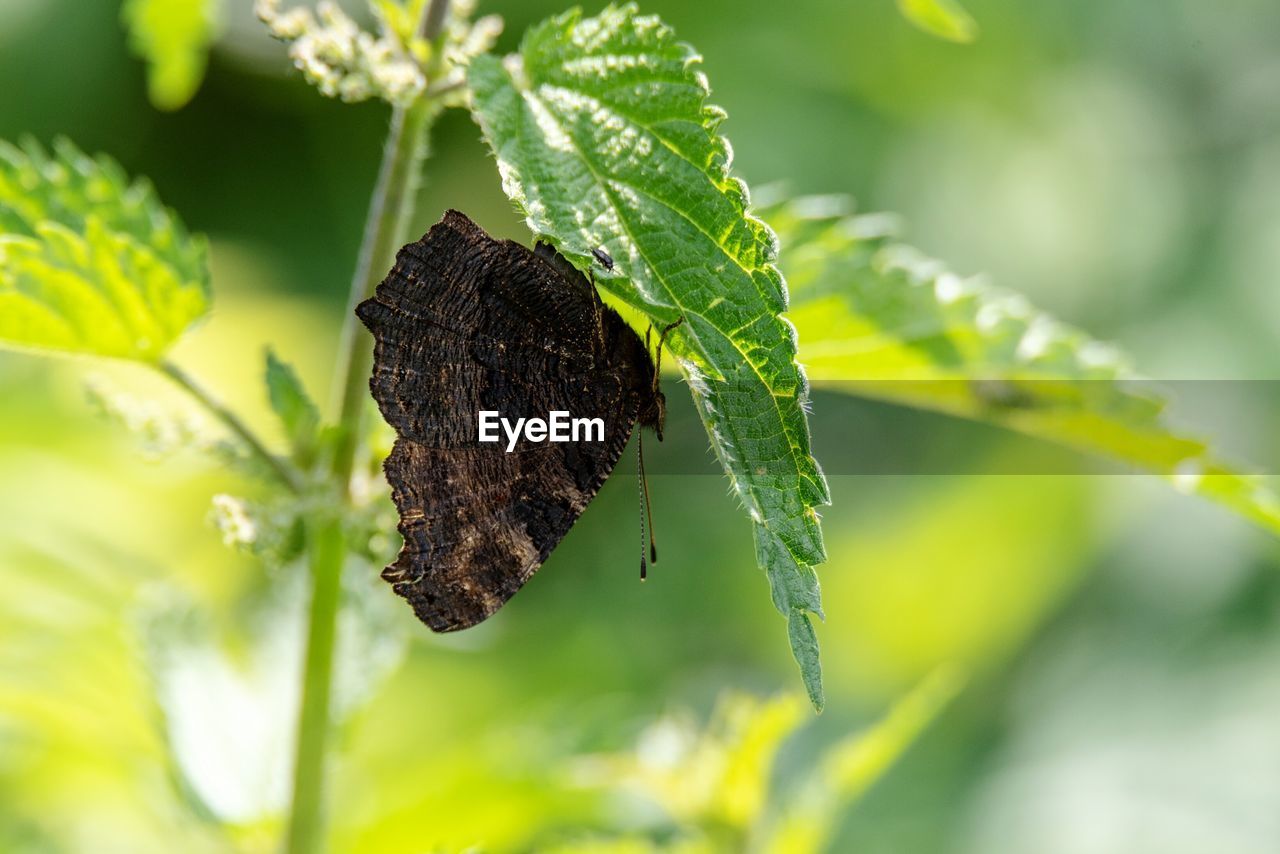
[{"left": 357, "top": 210, "right": 678, "bottom": 631}]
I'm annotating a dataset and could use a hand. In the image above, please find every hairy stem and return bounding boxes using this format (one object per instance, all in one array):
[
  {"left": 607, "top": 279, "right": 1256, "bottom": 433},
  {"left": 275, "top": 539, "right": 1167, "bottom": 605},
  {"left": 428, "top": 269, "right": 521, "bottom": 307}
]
[
  {"left": 329, "top": 96, "right": 441, "bottom": 496},
  {"left": 285, "top": 516, "right": 345, "bottom": 854},
  {"left": 420, "top": 0, "right": 451, "bottom": 41},
  {"left": 158, "top": 360, "right": 302, "bottom": 493},
  {"left": 285, "top": 16, "right": 446, "bottom": 852}
]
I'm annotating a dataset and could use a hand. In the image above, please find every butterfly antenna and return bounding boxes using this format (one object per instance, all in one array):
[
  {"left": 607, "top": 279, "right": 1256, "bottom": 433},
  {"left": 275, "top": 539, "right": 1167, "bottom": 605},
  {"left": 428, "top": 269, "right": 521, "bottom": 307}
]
[
  {"left": 637, "top": 434, "right": 649, "bottom": 580},
  {"left": 639, "top": 429, "right": 658, "bottom": 567},
  {"left": 636, "top": 318, "right": 680, "bottom": 579}
]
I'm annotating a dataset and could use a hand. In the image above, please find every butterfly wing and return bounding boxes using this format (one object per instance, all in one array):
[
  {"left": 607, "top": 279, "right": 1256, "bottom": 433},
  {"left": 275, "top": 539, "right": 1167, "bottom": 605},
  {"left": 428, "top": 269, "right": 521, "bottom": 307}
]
[{"left": 357, "top": 211, "right": 654, "bottom": 631}]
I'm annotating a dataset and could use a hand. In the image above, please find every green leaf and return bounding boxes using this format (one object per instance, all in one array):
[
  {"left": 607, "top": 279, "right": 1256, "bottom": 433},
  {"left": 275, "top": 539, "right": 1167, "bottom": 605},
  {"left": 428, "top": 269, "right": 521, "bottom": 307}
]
[
  {"left": 265, "top": 348, "right": 320, "bottom": 465},
  {"left": 895, "top": 0, "right": 979, "bottom": 43},
  {"left": 786, "top": 610, "right": 824, "bottom": 713},
  {"left": 766, "top": 667, "right": 965, "bottom": 853},
  {"left": 122, "top": 0, "right": 220, "bottom": 111},
  {"left": 468, "top": 4, "right": 829, "bottom": 708},
  {"left": 764, "top": 194, "right": 1280, "bottom": 538},
  {"left": 0, "top": 138, "right": 210, "bottom": 362},
  {"left": 587, "top": 692, "right": 807, "bottom": 834}
]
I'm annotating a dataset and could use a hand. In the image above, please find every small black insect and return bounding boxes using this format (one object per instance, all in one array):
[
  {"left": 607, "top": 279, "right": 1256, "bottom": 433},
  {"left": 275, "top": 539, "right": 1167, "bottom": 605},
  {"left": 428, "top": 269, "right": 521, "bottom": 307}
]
[
  {"left": 357, "top": 211, "right": 676, "bottom": 630},
  {"left": 591, "top": 246, "right": 615, "bottom": 270}
]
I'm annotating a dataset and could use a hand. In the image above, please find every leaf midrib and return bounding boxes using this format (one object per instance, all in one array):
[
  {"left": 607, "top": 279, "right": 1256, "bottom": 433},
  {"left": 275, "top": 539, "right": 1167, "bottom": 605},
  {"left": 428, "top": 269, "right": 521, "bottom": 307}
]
[{"left": 517, "top": 80, "right": 813, "bottom": 526}]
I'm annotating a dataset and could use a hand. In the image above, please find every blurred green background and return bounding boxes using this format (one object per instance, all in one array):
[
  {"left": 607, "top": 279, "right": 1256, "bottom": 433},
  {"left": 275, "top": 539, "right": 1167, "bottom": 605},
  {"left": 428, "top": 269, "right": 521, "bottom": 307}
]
[{"left": 2, "top": 0, "right": 1280, "bottom": 851}]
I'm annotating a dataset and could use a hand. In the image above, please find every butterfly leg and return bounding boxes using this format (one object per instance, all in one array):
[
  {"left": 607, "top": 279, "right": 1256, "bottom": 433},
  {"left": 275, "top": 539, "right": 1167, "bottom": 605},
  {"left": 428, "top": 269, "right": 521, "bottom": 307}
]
[{"left": 651, "top": 317, "right": 684, "bottom": 390}]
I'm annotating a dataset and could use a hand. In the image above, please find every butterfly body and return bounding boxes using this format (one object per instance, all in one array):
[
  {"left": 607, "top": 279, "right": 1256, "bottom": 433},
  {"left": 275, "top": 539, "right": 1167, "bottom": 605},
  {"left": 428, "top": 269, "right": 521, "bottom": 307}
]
[{"left": 357, "top": 211, "right": 663, "bottom": 631}]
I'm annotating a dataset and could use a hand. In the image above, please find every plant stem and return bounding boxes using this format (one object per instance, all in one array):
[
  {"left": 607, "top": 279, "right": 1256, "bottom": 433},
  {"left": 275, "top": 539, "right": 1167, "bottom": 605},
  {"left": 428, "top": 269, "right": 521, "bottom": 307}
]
[
  {"left": 420, "top": 0, "right": 450, "bottom": 41},
  {"left": 329, "top": 96, "right": 441, "bottom": 496},
  {"left": 285, "top": 515, "right": 344, "bottom": 854},
  {"left": 285, "top": 23, "right": 445, "bottom": 852},
  {"left": 158, "top": 359, "right": 302, "bottom": 493}
]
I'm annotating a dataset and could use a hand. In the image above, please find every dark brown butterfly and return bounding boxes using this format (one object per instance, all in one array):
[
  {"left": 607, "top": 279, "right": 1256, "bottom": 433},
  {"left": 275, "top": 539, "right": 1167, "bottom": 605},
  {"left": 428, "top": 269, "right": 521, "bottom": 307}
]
[{"left": 356, "top": 210, "right": 676, "bottom": 631}]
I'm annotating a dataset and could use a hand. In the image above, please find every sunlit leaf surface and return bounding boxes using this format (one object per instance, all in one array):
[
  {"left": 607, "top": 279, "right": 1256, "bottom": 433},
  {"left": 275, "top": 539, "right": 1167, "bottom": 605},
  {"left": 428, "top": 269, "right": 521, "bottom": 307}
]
[
  {"left": 766, "top": 194, "right": 1280, "bottom": 537},
  {"left": 0, "top": 138, "right": 210, "bottom": 362},
  {"left": 468, "top": 4, "right": 830, "bottom": 708}
]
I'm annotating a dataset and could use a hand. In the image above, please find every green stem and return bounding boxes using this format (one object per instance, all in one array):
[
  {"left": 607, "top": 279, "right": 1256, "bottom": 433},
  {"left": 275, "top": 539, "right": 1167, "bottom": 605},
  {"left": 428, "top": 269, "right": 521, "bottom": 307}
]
[
  {"left": 158, "top": 359, "right": 302, "bottom": 493},
  {"left": 284, "top": 20, "right": 445, "bottom": 852},
  {"left": 419, "top": 0, "right": 450, "bottom": 40},
  {"left": 285, "top": 516, "right": 344, "bottom": 854},
  {"left": 330, "top": 96, "right": 441, "bottom": 495}
]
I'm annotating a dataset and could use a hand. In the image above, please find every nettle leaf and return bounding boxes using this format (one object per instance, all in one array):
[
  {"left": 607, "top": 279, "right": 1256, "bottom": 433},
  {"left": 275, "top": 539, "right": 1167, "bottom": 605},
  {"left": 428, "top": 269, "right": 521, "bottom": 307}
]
[
  {"left": 0, "top": 138, "right": 210, "bottom": 362},
  {"left": 468, "top": 5, "right": 829, "bottom": 708},
  {"left": 265, "top": 348, "right": 320, "bottom": 465},
  {"left": 121, "top": 0, "right": 221, "bottom": 111},
  {"left": 896, "top": 0, "right": 979, "bottom": 43},
  {"left": 765, "top": 194, "right": 1280, "bottom": 537}
]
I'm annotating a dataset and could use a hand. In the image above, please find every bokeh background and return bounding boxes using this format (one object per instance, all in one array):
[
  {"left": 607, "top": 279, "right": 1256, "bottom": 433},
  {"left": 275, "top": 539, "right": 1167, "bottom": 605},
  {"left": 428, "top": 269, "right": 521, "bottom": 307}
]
[{"left": 3, "top": 0, "right": 1280, "bottom": 851}]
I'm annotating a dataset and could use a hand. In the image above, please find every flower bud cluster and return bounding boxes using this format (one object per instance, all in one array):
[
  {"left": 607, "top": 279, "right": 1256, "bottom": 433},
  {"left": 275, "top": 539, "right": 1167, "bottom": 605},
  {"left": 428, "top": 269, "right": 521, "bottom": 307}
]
[{"left": 255, "top": 0, "right": 502, "bottom": 107}]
